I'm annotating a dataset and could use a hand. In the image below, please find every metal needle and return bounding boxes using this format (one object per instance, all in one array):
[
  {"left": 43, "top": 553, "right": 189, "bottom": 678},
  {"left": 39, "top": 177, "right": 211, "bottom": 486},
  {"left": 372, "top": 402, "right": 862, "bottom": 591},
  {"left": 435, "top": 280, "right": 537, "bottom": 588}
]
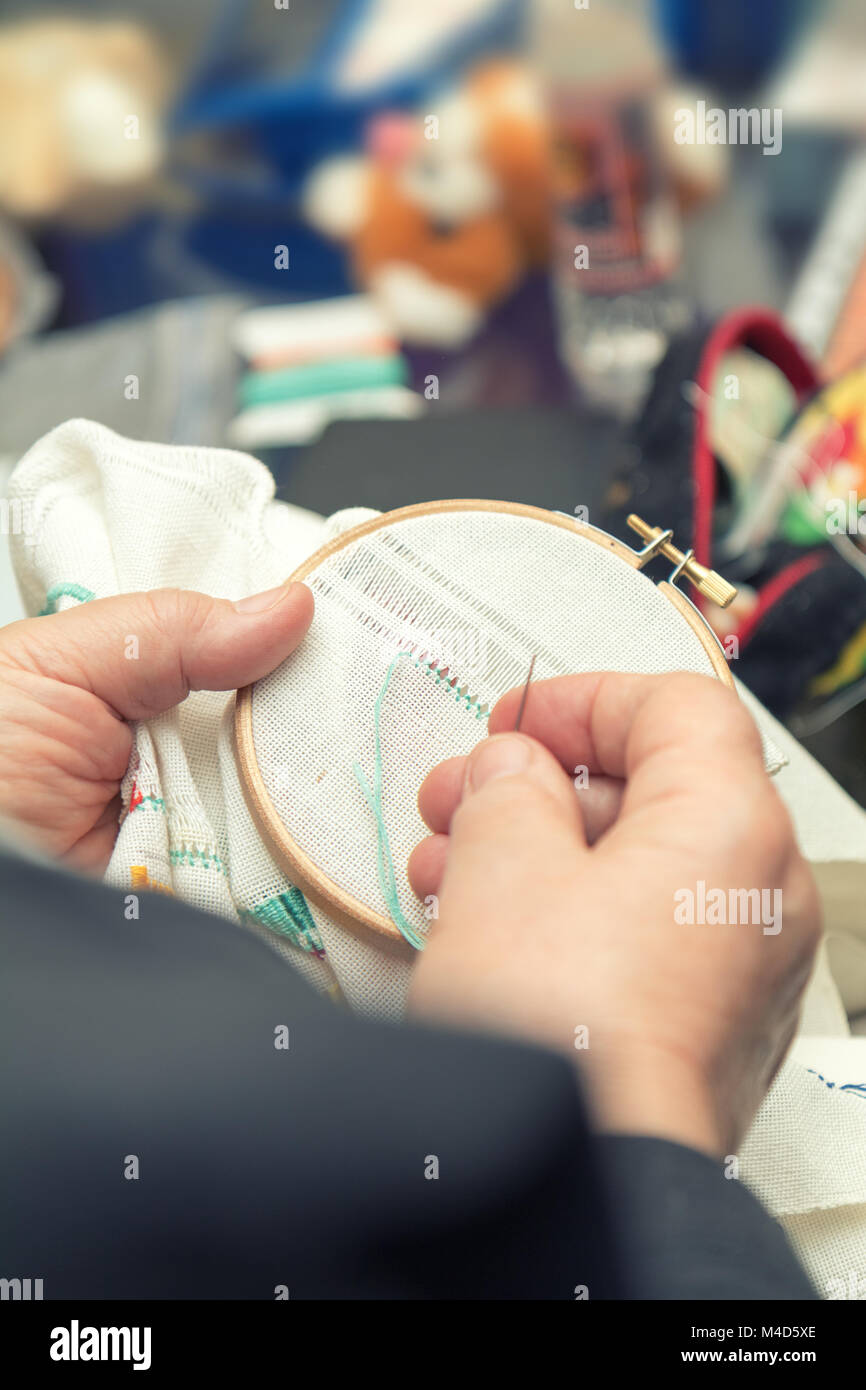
[{"left": 513, "top": 654, "right": 537, "bottom": 732}]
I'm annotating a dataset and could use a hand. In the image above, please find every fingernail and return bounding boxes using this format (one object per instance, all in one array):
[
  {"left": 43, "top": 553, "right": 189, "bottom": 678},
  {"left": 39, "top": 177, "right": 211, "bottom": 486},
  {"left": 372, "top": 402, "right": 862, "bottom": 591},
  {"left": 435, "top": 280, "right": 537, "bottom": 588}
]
[
  {"left": 467, "top": 735, "right": 532, "bottom": 791},
  {"left": 234, "top": 581, "right": 296, "bottom": 614}
]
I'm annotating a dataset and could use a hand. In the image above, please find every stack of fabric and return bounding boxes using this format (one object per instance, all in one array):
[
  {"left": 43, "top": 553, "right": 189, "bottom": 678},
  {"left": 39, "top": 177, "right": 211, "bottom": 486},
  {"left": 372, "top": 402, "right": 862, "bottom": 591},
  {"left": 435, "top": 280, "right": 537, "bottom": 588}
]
[{"left": 227, "top": 294, "right": 423, "bottom": 449}]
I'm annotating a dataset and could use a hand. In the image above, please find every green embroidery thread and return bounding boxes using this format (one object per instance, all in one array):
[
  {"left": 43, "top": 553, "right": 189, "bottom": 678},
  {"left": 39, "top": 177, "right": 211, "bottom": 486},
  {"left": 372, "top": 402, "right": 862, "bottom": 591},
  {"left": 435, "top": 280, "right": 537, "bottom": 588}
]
[
  {"left": 39, "top": 582, "right": 96, "bottom": 616},
  {"left": 353, "top": 652, "right": 426, "bottom": 951},
  {"left": 241, "top": 887, "right": 326, "bottom": 957},
  {"left": 352, "top": 651, "right": 489, "bottom": 949},
  {"left": 169, "top": 846, "right": 226, "bottom": 874}
]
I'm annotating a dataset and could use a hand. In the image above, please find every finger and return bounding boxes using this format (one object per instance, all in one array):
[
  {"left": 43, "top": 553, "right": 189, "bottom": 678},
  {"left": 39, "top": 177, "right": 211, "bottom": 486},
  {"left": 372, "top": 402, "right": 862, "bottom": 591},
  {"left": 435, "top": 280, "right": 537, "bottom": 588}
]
[
  {"left": 65, "top": 793, "right": 126, "bottom": 873},
  {"left": 418, "top": 756, "right": 466, "bottom": 832},
  {"left": 431, "top": 732, "right": 587, "bottom": 944},
  {"left": 419, "top": 751, "right": 623, "bottom": 844},
  {"left": 489, "top": 674, "right": 607, "bottom": 767},
  {"left": 428, "top": 676, "right": 648, "bottom": 826},
  {"left": 491, "top": 670, "right": 763, "bottom": 809},
  {"left": 0, "top": 582, "right": 314, "bottom": 721},
  {"left": 494, "top": 667, "right": 767, "bottom": 839},
  {"left": 407, "top": 833, "right": 449, "bottom": 900},
  {"left": 411, "top": 776, "right": 622, "bottom": 901},
  {"left": 578, "top": 775, "right": 624, "bottom": 843}
]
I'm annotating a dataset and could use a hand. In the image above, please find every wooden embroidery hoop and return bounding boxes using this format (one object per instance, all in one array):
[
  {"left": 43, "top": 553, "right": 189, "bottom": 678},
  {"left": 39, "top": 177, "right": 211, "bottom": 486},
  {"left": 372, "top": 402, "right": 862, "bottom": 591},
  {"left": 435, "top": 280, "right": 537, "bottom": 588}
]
[{"left": 235, "top": 499, "right": 735, "bottom": 944}]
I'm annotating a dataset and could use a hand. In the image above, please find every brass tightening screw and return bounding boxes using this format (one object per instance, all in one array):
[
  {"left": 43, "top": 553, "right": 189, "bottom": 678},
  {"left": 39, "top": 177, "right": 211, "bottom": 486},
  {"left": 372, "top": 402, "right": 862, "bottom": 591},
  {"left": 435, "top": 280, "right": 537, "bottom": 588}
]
[{"left": 626, "top": 515, "right": 738, "bottom": 609}]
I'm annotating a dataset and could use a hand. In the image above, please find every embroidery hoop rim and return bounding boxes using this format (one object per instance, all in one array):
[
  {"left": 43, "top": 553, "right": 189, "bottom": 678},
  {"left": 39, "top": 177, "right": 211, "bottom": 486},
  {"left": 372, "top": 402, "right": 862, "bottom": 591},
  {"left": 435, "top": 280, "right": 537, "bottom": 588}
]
[{"left": 235, "top": 499, "right": 733, "bottom": 945}]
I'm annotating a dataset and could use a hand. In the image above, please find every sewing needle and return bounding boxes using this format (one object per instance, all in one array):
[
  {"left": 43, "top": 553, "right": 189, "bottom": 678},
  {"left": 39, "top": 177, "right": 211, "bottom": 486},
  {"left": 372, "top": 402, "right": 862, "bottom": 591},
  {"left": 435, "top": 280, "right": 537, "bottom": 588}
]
[{"left": 513, "top": 654, "right": 537, "bottom": 732}]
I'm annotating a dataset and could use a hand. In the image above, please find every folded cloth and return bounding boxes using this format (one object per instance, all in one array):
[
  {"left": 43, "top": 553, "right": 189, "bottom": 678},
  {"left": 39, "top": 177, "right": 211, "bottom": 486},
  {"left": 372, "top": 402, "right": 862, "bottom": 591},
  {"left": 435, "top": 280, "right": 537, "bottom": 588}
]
[{"left": 9, "top": 417, "right": 866, "bottom": 1297}]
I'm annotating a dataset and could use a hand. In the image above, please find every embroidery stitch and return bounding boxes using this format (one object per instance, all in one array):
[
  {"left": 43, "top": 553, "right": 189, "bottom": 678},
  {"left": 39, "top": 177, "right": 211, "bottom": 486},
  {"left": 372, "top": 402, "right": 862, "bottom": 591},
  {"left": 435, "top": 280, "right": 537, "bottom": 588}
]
[
  {"left": 39, "top": 582, "right": 96, "bottom": 616},
  {"left": 170, "top": 846, "right": 227, "bottom": 874},
  {"left": 412, "top": 656, "right": 490, "bottom": 720},
  {"left": 806, "top": 1068, "right": 866, "bottom": 1100},
  {"left": 130, "top": 865, "right": 174, "bottom": 895},
  {"left": 129, "top": 786, "right": 166, "bottom": 815},
  {"left": 240, "top": 886, "right": 326, "bottom": 958}
]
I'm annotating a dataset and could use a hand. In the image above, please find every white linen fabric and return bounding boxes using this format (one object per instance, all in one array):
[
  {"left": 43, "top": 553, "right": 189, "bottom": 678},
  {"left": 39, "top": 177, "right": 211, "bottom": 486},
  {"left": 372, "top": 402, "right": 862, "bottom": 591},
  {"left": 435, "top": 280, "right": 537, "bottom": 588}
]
[{"left": 9, "top": 418, "right": 866, "bottom": 1298}]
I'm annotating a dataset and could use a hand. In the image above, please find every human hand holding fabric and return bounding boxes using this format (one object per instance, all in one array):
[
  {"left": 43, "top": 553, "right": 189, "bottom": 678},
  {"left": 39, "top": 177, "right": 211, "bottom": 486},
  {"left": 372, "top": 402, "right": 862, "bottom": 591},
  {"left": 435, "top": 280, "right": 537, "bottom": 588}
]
[{"left": 0, "top": 583, "right": 313, "bottom": 872}]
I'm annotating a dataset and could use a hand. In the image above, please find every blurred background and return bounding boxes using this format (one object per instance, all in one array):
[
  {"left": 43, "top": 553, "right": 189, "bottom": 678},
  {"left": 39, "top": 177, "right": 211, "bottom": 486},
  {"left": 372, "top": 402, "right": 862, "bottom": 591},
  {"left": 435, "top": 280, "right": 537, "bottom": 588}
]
[{"left": 2, "top": 0, "right": 866, "bottom": 801}]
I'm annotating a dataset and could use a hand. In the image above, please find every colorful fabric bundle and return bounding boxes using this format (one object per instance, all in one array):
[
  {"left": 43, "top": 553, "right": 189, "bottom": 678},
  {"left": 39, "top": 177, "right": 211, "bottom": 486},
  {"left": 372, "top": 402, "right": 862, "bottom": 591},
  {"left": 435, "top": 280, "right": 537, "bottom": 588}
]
[
  {"left": 228, "top": 296, "right": 422, "bottom": 449},
  {"left": 605, "top": 307, "right": 866, "bottom": 718}
]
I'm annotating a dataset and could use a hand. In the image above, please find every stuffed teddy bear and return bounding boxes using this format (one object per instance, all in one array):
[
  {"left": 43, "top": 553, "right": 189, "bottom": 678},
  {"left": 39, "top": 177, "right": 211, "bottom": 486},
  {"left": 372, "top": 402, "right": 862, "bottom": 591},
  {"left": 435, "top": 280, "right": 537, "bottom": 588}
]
[{"left": 303, "top": 60, "right": 553, "bottom": 348}]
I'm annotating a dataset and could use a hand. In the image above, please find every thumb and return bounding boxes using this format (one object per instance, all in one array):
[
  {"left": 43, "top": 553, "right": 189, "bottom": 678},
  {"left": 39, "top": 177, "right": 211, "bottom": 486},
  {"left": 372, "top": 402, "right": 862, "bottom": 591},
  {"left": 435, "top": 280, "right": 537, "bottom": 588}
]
[
  {"left": 434, "top": 733, "right": 586, "bottom": 945},
  {"left": 1, "top": 582, "right": 313, "bottom": 720}
]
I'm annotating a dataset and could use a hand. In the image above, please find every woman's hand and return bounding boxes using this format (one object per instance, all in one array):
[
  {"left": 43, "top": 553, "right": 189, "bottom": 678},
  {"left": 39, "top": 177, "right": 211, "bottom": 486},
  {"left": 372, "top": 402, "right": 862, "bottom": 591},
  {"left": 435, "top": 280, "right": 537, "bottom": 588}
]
[
  {"left": 0, "top": 583, "right": 312, "bottom": 872},
  {"left": 408, "top": 671, "right": 821, "bottom": 1158}
]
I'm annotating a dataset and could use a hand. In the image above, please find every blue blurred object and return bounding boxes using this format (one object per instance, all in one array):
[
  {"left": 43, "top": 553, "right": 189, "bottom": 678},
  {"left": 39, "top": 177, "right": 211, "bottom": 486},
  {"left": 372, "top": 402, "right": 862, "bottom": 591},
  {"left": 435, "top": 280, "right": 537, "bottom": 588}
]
[
  {"left": 41, "top": 0, "right": 524, "bottom": 324},
  {"left": 655, "top": 0, "right": 812, "bottom": 86},
  {"left": 174, "top": 0, "right": 522, "bottom": 165}
]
